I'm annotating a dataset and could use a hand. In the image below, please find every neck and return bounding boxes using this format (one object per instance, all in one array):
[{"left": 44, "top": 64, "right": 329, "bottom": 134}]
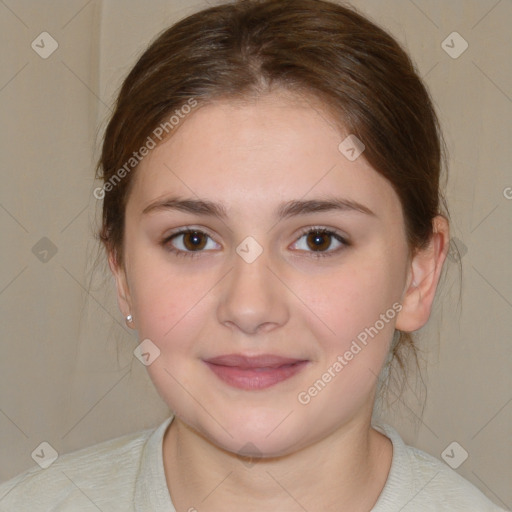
[{"left": 162, "top": 413, "right": 392, "bottom": 512}]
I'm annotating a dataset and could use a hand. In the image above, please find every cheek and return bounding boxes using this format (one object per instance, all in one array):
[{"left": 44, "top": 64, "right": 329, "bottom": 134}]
[
  {"left": 128, "top": 262, "right": 212, "bottom": 413},
  {"left": 290, "top": 249, "right": 405, "bottom": 412},
  {"left": 127, "top": 251, "right": 210, "bottom": 343},
  {"left": 295, "top": 254, "right": 402, "bottom": 348},
  {"left": 293, "top": 262, "right": 399, "bottom": 419}
]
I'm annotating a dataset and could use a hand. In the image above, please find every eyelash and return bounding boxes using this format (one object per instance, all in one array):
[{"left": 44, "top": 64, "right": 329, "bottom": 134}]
[{"left": 161, "top": 226, "right": 350, "bottom": 259}]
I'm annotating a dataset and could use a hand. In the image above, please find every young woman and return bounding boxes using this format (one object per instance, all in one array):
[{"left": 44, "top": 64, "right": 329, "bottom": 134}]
[{"left": 0, "top": 0, "right": 506, "bottom": 510}]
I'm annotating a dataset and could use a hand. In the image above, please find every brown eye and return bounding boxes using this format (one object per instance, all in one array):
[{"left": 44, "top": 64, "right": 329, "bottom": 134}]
[
  {"left": 291, "top": 228, "right": 348, "bottom": 257},
  {"left": 181, "top": 231, "right": 207, "bottom": 251},
  {"left": 306, "top": 231, "right": 333, "bottom": 251},
  {"left": 164, "top": 229, "right": 220, "bottom": 256}
]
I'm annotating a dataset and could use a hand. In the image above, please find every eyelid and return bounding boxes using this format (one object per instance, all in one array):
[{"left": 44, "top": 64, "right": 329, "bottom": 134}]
[
  {"left": 163, "top": 225, "right": 217, "bottom": 240},
  {"left": 294, "top": 225, "right": 349, "bottom": 242},
  {"left": 289, "top": 226, "right": 350, "bottom": 256}
]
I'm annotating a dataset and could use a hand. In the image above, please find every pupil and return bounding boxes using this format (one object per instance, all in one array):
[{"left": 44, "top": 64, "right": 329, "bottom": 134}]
[
  {"left": 184, "top": 231, "right": 206, "bottom": 250},
  {"left": 308, "top": 232, "right": 330, "bottom": 251}
]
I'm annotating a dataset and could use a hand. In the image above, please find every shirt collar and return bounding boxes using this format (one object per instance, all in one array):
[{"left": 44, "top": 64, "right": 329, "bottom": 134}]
[{"left": 135, "top": 415, "right": 176, "bottom": 511}]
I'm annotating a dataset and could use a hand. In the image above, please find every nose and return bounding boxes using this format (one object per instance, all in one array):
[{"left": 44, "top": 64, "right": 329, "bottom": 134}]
[{"left": 216, "top": 248, "right": 290, "bottom": 335}]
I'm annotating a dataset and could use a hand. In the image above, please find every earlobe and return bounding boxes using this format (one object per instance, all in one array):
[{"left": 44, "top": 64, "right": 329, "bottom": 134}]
[
  {"left": 108, "top": 250, "right": 135, "bottom": 328},
  {"left": 395, "top": 216, "right": 450, "bottom": 333}
]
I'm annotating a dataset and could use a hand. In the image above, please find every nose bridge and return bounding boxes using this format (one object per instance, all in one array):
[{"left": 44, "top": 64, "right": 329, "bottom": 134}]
[
  {"left": 216, "top": 243, "right": 289, "bottom": 334},
  {"left": 231, "top": 246, "right": 270, "bottom": 294}
]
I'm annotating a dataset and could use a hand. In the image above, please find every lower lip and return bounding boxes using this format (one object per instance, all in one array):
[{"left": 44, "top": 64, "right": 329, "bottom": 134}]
[{"left": 204, "top": 361, "right": 309, "bottom": 390}]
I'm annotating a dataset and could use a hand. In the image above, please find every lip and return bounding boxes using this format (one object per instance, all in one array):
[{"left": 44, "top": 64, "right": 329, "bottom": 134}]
[{"left": 203, "top": 354, "right": 309, "bottom": 390}]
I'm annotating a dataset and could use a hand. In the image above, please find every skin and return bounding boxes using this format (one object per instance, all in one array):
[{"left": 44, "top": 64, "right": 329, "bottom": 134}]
[{"left": 110, "top": 90, "right": 449, "bottom": 512}]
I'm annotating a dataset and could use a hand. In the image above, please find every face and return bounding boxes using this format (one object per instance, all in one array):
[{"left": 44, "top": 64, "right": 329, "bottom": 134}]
[{"left": 112, "top": 91, "right": 428, "bottom": 457}]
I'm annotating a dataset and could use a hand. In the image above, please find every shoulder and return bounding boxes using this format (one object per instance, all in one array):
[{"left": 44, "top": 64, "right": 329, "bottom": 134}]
[
  {"left": 0, "top": 426, "right": 154, "bottom": 512},
  {"left": 401, "top": 444, "right": 503, "bottom": 510},
  {"left": 373, "top": 423, "right": 507, "bottom": 512}
]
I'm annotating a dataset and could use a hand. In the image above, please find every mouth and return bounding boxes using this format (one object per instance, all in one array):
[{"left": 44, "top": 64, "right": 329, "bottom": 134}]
[{"left": 203, "top": 354, "right": 309, "bottom": 390}]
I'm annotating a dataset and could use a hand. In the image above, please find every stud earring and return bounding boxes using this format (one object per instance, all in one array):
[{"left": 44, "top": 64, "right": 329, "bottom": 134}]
[{"left": 126, "top": 314, "right": 133, "bottom": 324}]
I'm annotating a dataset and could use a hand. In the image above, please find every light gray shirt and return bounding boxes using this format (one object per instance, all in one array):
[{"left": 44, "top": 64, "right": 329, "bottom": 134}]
[{"left": 0, "top": 415, "right": 506, "bottom": 511}]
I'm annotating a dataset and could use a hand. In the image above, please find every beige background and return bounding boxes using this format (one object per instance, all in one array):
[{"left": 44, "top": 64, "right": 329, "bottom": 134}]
[{"left": 0, "top": 0, "right": 511, "bottom": 508}]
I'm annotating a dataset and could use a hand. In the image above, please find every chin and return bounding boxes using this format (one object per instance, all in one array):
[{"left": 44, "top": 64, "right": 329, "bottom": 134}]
[
  {"left": 191, "top": 409, "right": 310, "bottom": 459},
  {"left": 218, "top": 430, "right": 305, "bottom": 459}
]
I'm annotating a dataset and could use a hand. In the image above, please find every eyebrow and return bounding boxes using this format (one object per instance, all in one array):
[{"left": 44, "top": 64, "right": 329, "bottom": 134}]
[{"left": 142, "top": 196, "right": 375, "bottom": 219}]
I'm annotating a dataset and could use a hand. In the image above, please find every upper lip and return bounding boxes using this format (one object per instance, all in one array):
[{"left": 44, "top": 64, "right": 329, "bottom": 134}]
[{"left": 204, "top": 354, "right": 308, "bottom": 369}]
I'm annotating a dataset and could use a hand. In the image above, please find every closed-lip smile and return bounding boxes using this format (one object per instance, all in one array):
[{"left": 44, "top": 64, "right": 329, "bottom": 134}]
[{"left": 203, "top": 354, "right": 309, "bottom": 390}]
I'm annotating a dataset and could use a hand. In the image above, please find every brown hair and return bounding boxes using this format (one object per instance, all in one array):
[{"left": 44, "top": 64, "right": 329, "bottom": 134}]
[{"left": 97, "top": 0, "right": 447, "bottom": 378}]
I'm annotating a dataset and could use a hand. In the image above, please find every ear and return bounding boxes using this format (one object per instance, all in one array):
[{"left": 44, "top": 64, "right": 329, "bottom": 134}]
[
  {"left": 395, "top": 215, "right": 450, "bottom": 332},
  {"left": 108, "top": 250, "right": 135, "bottom": 329}
]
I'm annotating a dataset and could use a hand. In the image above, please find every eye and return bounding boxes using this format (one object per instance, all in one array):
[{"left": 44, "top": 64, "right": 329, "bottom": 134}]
[
  {"left": 163, "top": 229, "right": 220, "bottom": 256},
  {"left": 291, "top": 228, "right": 348, "bottom": 257}
]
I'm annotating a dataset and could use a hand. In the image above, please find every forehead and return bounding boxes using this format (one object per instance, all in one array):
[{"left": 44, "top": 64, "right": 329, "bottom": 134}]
[{"left": 128, "top": 92, "right": 403, "bottom": 222}]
